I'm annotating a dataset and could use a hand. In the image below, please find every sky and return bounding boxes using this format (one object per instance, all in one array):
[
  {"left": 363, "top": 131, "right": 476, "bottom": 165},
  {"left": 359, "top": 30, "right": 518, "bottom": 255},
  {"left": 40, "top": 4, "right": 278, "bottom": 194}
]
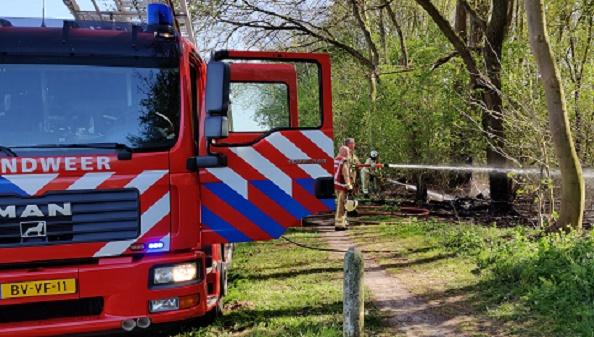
[
  {"left": 1, "top": 0, "right": 73, "bottom": 19},
  {"left": 0, "top": 0, "right": 139, "bottom": 19}
]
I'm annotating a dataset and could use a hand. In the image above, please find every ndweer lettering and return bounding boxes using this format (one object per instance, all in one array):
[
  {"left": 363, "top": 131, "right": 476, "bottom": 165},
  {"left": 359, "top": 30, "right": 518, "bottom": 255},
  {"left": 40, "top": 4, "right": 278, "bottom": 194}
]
[{"left": 0, "top": 157, "right": 111, "bottom": 174}]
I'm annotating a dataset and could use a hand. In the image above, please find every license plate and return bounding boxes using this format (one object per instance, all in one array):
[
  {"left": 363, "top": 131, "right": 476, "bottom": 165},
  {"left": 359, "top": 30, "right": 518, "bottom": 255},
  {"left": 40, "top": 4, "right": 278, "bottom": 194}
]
[{"left": 0, "top": 279, "right": 77, "bottom": 299}]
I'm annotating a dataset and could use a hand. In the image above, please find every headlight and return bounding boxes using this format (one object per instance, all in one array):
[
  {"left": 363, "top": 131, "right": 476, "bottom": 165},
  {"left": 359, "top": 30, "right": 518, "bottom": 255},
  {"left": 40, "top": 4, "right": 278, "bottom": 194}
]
[{"left": 153, "top": 262, "right": 198, "bottom": 285}]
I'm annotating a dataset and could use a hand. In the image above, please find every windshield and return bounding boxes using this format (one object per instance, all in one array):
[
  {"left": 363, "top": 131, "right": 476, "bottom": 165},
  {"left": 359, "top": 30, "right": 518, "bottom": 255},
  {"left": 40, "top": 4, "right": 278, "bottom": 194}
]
[{"left": 0, "top": 64, "right": 180, "bottom": 150}]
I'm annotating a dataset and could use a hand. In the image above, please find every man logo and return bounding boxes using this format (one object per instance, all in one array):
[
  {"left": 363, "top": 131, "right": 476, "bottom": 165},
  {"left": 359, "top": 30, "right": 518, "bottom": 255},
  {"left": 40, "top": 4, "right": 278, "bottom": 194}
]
[
  {"left": 20, "top": 221, "right": 47, "bottom": 238},
  {"left": 0, "top": 203, "right": 71, "bottom": 219}
]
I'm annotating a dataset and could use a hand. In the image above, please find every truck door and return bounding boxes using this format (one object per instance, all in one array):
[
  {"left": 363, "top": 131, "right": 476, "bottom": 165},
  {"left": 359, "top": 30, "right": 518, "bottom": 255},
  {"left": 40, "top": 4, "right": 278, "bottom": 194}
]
[{"left": 199, "top": 51, "right": 335, "bottom": 244}]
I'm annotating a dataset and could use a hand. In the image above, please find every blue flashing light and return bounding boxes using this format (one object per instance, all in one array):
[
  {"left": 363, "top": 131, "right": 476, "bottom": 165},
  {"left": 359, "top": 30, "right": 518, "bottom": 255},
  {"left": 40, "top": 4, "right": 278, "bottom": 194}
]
[
  {"left": 147, "top": 241, "right": 165, "bottom": 250},
  {"left": 147, "top": 3, "right": 174, "bottom": 26}
]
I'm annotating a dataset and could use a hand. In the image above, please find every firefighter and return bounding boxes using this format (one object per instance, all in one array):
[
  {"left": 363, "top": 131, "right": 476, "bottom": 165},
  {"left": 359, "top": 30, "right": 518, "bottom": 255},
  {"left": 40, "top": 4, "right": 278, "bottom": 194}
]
[
  {"left": 361, "top": 150, "right": 380, "bottom": 198},
  {"left": 344, "top": 138, "right": 361, "bottom": 189},
  {"left": 334, "top": 145, "right": 353, "bottom": 230}
]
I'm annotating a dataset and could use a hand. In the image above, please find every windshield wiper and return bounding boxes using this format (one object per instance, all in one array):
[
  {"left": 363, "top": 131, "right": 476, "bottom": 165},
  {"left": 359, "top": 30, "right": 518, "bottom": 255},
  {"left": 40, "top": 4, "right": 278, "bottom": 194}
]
[
  {"left": 0, "top": 146, "right": 18, "bottom": 157},
  {"left": 13, "top": 143, "right": 133, "bottom": 160}
]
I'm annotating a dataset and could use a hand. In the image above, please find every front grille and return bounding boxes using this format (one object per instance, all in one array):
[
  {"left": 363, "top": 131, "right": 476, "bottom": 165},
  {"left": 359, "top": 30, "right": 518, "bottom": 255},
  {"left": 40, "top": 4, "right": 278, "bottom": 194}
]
[
  {"left": 0, "top": 297, "right": 103, "bottom": 323},
  {"left": 0, "top": 189, "right": 139, "bottom": 247}
]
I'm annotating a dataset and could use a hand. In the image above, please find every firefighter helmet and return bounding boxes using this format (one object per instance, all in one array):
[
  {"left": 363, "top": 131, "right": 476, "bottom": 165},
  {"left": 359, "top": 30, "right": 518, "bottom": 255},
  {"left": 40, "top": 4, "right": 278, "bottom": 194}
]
[{"left": 345, "top": 198, "right": 358, "bottom": 212}]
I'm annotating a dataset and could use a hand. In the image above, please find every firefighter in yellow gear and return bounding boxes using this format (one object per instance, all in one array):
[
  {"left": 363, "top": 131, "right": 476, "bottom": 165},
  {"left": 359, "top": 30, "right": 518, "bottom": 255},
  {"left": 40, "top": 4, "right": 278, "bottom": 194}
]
[
  {"left": 361, "top": 150, "right": 380, "bottom": 198},
  {"left": 334, "top": 145, "right": 353, "bottom": 230},
  {"left": 344, "top": 138, "right": 361, "bottom": 189}
]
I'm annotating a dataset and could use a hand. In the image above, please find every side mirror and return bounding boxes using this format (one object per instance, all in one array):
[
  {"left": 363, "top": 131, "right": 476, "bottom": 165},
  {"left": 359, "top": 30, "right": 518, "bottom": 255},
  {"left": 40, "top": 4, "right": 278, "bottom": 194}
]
[
  {"left": 190, "top": 61, "right": 230, "bottom": 171},
  {"left": 205, "top": 61, "right": 230, "bottom": 117}
]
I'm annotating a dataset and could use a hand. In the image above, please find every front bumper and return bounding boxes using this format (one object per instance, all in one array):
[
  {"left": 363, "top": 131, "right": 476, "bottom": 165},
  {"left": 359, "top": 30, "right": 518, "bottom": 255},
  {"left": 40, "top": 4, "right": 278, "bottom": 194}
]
[{"left": 0, "top": 251, "right": 208, "bottom": 337}]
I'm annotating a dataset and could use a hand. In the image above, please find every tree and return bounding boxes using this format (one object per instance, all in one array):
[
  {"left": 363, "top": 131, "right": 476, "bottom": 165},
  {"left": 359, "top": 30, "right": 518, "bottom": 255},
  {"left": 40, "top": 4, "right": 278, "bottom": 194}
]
[
  {"left": 525, "top": 0, "right": 585, "bottom": 230},
  {"left": 192, "top": 0, "right": 593, "bottom": 225},
  {"left": 414, "top": 0, "right": 513, "bottom": 211}
]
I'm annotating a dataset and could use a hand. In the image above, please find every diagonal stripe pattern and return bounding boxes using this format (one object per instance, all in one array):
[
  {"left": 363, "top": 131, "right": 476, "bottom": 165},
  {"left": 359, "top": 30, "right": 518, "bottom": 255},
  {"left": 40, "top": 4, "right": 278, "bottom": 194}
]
[
  {"left": 0, "top": 168, "right": 170, "bottom": 258},
  {"left": 202, "top": 130, "right": 335, "bottom": 243}
]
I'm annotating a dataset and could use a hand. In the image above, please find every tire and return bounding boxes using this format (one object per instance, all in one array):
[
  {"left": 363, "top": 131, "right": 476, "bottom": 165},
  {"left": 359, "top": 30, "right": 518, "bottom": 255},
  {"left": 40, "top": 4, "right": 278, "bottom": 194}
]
[
  {"left": 203, "top": 261, "right": 227, "bottom": 324},
  {"left": 202, "top": 295, "right": 224, "bottom": 325}
]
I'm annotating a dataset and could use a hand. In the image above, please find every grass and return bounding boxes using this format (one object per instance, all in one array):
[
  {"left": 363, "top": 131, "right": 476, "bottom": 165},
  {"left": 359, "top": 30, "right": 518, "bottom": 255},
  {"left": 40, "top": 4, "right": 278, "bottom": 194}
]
[
  {"left": 152, "top": 216, "right": 594, "bottom": 336},
  {"left": 476, "top": 229, "right": 594, "bottom": 337},
  {"left": 168, "top": 230, "right": 388, "bottom": 337},
  {"left": 348, "top": 218, "right": 594, "bottom": 337},
  {"left": 348, "top": 219, "right": 510, "bottom": 336}
]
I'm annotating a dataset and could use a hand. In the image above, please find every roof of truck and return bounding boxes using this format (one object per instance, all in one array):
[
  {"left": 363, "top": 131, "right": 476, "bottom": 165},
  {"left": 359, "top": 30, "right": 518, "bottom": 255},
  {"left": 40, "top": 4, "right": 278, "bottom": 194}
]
[{"left": 0, "top": 18, "right": 179, "bottom": 66}]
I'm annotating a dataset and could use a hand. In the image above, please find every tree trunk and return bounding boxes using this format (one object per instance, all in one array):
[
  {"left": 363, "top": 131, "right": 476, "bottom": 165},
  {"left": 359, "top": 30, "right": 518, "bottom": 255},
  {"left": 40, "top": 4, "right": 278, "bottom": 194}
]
[
  {"left": 483, "top": 0, "right": 512, "bottom": 211},
  {"left": 385, "top": 2, "right": 409, "bottom": 67},
  {"left": 368, "top": 69, "right": 379, "bottom": 144},
  {"left": 416, "top": 0, "right": 514, "bottom": 210},
  {"left": 350, "top": 0, "right": 380, "bottom": 146},
  {"left": 450, "top": 0, "right": 472, "bottom": 188},
  {"left": 455, "top": 0, "right": 467, "bottom": 42},
  {"left": 377, "top": 6, "right": 388, "bottom": 61},
  {"left": 525, "top": 0, "right": 585, "bottom": 230},
  {"left": 467, "top": 0, "right": 486, "bottom": 48}
]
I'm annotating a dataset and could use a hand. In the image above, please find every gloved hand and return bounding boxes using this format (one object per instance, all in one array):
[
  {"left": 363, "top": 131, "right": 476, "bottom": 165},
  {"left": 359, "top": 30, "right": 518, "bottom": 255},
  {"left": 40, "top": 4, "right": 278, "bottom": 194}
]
[{"left": 346, "top": 184, "right": 353, "bottom": 191}]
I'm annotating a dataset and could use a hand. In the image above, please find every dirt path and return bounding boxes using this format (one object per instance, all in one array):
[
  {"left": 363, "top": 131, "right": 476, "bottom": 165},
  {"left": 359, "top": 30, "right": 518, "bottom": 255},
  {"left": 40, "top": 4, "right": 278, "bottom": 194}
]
[{"left": 317, "top": 225, "right": 467, "bottom": 337}]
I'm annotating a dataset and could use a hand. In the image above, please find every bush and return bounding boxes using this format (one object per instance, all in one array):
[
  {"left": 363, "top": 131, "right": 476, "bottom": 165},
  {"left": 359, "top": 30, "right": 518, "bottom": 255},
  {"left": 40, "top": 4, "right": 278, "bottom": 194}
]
[
  {"left": 476, "top": 230, "right": 594, "bottom": 336},
  {"left": 443, "top": 228, "right": 486, "bottom": 255}
]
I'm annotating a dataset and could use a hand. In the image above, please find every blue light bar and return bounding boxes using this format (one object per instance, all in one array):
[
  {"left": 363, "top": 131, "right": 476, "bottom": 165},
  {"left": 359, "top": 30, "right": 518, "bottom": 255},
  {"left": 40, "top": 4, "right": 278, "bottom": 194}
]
[
  {"left": 148, "top": 241, "right": 165, "bottom": 250},
  {"left": 147, "top": 3, "right": 174, "bottom": 26}
]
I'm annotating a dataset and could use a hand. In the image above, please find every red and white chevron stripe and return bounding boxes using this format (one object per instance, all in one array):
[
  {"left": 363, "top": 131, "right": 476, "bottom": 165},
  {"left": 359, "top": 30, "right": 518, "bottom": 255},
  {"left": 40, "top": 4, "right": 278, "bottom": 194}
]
[
  {"left": 0, "top": 166, "right": 171, "bottom": 258},
  {"left": 201, "top": 129, "right": 335, "bottom": 242}
]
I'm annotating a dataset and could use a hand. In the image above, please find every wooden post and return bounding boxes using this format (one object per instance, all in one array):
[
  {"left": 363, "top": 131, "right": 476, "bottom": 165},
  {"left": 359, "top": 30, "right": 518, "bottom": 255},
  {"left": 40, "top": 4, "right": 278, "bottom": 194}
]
[{"left": 343, "top": 247, "right": 364, "bottom": 337}]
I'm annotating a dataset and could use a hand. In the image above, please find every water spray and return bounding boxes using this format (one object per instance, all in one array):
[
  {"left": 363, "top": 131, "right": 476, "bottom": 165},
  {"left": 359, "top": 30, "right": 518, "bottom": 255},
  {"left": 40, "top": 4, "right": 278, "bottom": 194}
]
[
  {"left": 383, "top": 163, "right": 594, "bottom": 178},
  {"left": 386, "top": 164, "right": 542, "bottom": 175}
]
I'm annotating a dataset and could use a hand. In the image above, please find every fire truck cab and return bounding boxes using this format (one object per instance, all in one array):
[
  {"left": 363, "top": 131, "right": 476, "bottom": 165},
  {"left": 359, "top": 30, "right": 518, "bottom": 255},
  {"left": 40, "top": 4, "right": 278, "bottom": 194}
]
[{"left": 0, "top": 3, "right": 335, "bottom": 336}]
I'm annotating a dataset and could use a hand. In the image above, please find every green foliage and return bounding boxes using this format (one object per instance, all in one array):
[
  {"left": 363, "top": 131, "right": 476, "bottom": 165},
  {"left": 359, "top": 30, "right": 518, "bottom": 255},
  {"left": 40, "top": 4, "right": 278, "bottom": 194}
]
[
  {"left": 195, "top": 0, "right": 594, "bottom": 185},
  {"left": 443, "top": 228, "right": 486, "bottom": 256},
  {"left": 230, "top": 82, "right": 289, "bottom": 131},
  {"left": 252, "top": 84, "right": 290, "bottom": 129},
  {"left": 354, "top": 219, "right": 594, "bottom": 336},
  {"left": 296, "top": 63, "right": 322, "bottom": 128},
  {"left": 477, "top": 230, "right": 594, "bottom": 336}
]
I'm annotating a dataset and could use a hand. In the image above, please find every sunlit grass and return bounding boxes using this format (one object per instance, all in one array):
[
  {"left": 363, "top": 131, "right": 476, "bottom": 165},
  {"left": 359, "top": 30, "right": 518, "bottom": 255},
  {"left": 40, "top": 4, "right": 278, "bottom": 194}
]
[
  {"left": 348, "top": 219, "right": 594, "bottom": 336},
  {"left": 171, "top": 231, "right": 388, "bottom": 337}
]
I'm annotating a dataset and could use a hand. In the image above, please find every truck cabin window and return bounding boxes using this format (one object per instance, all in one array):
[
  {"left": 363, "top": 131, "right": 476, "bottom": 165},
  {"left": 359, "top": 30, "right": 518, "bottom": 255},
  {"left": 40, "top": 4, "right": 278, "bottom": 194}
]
[
  {"left": 0, "top": 64, "right": 180, "bottom": 150},
  {"left": 227, "top": 62, "right": 322, "bottom": 133},
  {"left": 229, "top": 82, "right": 289, "bottom": 132}
]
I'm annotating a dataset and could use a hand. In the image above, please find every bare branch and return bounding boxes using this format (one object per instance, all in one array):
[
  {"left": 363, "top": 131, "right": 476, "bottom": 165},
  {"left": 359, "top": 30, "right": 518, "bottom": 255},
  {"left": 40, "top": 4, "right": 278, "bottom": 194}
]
[
  {"left": 383, "top": 0, "right": 409, "bottom": 67},
  {"left": 238, "top": 0, "right": 375, "bottom": 69},
  {"left": 349, "top": 0, "right": 380, "bottom": 68},
  {"left": 431, "top": 51, "right": 459, "bottom": 70},
  {"left": 414, "top": 0, "right": 483, "bottom": 85}
]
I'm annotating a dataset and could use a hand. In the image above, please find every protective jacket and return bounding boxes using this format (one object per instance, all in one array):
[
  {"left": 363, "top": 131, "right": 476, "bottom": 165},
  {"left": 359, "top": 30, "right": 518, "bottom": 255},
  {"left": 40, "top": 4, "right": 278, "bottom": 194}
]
[
  {"left": 361, "top": 158, "right": 377, "bottom": 175},
  {"left": 334, "top": 155, "right": 352, "bottom": 191}
]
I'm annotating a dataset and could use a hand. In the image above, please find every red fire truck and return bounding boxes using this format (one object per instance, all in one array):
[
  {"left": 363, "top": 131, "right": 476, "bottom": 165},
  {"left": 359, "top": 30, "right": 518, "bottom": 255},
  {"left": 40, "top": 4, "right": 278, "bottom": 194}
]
[{"left": 0, "top": 2, "right": 335, "bottom": 336}]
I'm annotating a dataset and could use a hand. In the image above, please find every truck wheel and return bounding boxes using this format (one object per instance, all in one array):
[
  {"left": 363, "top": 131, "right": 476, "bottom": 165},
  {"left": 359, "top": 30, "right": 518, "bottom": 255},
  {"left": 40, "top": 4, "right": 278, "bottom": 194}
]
[
  {"left": 203, "top": 262, "right": 227, "bottom": 324},
  {"left": 202, "top": 296, "right": 224, "bottom": 324}
]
